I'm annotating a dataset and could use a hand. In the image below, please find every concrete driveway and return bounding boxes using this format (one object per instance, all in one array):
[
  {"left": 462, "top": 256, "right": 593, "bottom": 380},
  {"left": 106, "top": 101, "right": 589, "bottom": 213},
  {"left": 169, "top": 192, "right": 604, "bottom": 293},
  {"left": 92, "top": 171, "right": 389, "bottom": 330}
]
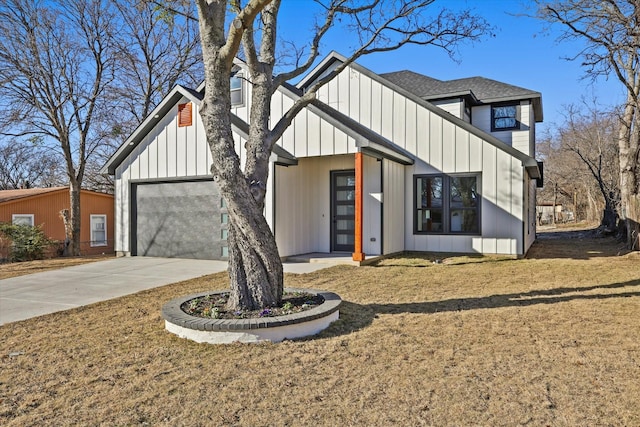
[{"left": 0, "top": 257, "right": 332, "bottom": 325}]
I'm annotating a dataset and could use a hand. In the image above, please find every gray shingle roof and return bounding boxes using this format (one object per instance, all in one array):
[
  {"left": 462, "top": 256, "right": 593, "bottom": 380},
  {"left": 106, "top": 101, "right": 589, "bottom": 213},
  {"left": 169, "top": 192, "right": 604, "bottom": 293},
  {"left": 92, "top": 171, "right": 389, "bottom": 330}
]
[
  {"left": 380, "top": 70, "right": 540, "bottom": 102},
  {"left": 380, "top": 70, "right": 543, "bottom": 121}
]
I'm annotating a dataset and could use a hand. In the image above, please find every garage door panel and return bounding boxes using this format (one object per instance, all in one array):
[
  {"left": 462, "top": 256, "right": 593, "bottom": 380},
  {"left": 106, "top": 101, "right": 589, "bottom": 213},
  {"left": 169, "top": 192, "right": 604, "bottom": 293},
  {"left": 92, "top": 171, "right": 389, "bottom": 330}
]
[{"left": 133, "top": 180, "right": 227, "bottom": 260}]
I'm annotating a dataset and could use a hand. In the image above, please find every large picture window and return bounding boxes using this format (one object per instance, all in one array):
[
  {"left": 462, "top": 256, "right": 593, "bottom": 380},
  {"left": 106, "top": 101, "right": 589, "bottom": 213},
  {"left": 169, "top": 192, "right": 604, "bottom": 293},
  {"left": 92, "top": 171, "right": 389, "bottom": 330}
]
[
  {"left": 415, "top": 174, "right": 480, "bottom": 234},
  {"left": 491, "top": 103, "right": 519, "bottom": 131}
]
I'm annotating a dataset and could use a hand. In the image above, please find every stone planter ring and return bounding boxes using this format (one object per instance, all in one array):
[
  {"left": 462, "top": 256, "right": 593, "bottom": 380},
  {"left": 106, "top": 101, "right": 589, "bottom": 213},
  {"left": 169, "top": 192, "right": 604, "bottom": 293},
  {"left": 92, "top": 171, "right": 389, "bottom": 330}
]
[{"left": 162, "top": 288, "right": 342, "bottom": 344}]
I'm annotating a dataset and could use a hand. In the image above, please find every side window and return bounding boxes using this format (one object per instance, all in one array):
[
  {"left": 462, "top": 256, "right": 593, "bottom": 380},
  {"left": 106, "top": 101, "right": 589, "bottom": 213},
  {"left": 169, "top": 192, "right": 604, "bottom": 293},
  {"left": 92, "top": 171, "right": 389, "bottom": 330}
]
[
  {"left": 231, "top": 73, "right": 243, "bottom": 106},
  {"left": 12, "top": 214, "right": 34, "bottom": 226},
  {"left": 491, "top": 103, "right": 519, "bottom": 131},
  {"left": 414, "top": 174, "right": 480, "bottom": 234},
  {"left": 90, "top": 215, "right": 107, "bottom": 247}
]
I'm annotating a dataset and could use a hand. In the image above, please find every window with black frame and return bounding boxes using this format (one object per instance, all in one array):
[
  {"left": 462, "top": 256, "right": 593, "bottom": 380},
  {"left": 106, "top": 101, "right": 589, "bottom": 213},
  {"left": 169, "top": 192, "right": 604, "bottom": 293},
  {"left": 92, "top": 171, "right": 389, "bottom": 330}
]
[
  {"left": 415, "top": 174, "right": 480, "bottom": 234},
  {"left": 491, "top": 104, "right": 518, "bottom": 131}
]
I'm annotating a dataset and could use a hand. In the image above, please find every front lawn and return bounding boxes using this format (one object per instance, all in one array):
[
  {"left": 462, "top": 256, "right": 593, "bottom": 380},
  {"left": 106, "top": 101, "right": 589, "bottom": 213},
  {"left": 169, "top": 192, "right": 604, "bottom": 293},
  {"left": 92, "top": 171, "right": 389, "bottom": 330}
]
[
  {"left": 1, "top": 231, "right": 639, "bottom": 425},
  {"left": 0, "top": 255, "right": 113, "bottom": 280}
]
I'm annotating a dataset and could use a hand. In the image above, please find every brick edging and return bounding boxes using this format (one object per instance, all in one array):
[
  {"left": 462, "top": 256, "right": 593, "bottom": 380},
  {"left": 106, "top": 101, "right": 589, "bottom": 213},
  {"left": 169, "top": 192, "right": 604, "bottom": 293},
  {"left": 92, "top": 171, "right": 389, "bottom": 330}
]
[{"left": 161, "top": 288, "right": 342, "bottom": 331}]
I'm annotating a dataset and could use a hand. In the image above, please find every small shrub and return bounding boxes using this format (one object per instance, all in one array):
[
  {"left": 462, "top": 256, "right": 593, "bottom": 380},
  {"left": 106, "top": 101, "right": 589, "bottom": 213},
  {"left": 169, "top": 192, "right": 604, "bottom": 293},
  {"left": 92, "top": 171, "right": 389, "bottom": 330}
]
[{"left": 0, "top": 223, "right": 53, "bottom": 262}]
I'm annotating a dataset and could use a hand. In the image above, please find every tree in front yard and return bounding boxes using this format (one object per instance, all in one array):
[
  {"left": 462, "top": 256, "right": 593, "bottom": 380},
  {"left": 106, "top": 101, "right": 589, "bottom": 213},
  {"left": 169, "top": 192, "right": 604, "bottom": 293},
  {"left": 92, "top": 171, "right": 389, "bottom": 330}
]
[{"left": 191, "top": 0, "right": 492, "bottom": 310}]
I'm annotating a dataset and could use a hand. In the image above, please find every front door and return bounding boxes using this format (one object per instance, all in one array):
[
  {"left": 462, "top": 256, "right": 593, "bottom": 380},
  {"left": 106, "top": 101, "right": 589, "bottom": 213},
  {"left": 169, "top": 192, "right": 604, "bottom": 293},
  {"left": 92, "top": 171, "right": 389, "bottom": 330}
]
[{"left": 331, "top": 170, "right": 356, "bottom": 252}]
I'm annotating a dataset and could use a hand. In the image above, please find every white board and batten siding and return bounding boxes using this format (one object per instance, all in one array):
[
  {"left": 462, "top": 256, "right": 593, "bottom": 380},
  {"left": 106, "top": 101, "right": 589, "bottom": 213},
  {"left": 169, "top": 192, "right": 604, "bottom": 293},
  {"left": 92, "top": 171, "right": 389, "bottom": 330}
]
[
  {"left": 431, "top": 99, "right": 464, "bottom": 120},
  {"left": 524, "top": 177, "right": 537, "bottom": 253},
  {"left": 113, "top": 97, "right": 258, "bottom": 254},
  {"left": 382, "top": 159, "right": 405, "bottom": 254},
  {"left": 272, "top": 86, "right": 358, "bottom": 158},
  {"left": 274, "top": 154, "right": 382, "bottom": 257},
  {"left": 317, "top": 65, "right": 529, "bottom": 256}
]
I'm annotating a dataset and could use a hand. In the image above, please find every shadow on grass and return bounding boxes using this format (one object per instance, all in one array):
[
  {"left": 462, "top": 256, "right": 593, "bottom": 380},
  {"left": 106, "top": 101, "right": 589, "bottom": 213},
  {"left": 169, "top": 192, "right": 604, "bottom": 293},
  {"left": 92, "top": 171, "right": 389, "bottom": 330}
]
[
  {"left": 526, "top": 229, "right": 630, "bottom": 260},
  {"left": 318, "top": 278, "right": 640, "bottom": 338},
  {"left": 370, "top": 251, "right": 515, "bottom": 268}
]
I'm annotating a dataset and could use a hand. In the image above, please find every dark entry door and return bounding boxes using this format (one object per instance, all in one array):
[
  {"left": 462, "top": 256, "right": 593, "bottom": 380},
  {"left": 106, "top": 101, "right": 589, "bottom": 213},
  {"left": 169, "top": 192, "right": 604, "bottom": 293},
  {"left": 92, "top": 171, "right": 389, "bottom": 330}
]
[{"left": 331, "top": 170, "right": 356, "bottom": 252}]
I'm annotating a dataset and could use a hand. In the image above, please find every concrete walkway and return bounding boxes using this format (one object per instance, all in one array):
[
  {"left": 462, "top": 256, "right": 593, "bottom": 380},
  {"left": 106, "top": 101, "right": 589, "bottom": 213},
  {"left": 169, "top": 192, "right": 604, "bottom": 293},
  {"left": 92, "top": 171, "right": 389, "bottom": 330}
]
[{"left": 0, "top": 257, "right": 333, "bottom": 326}]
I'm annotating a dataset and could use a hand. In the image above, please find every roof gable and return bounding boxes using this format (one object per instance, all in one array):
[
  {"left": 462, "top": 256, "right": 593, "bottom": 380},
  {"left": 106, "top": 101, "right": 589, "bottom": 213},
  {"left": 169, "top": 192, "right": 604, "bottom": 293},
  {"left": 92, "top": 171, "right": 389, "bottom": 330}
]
[
  {"left": 278, "top": 82, "right": 413, "bottom": 165},
  {"left": 102, "top": 76, "right": 297, "bottom": 174},
  {"left": 101, "top": 85, "right": 203, "bottom": 175}
]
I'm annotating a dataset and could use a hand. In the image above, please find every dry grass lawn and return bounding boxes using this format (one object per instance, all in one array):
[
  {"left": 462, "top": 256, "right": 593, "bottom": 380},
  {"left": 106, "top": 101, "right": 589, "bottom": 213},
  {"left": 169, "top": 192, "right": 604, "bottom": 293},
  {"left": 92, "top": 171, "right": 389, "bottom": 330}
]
[
  {"left": 0, "top": 255, "right": 113, "bottom": 280},
  {"left": 1, "top": 229, "right": 639, "bottom": 426}
]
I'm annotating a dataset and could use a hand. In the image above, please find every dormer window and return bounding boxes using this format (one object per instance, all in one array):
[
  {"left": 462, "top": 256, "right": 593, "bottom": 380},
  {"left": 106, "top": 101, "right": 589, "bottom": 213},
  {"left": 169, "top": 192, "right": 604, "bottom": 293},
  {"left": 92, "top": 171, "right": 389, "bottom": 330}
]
[
  {"left": 491, "top": 103, "right": 519, "bottom": 131},
  {"left": 231, "top": 73, "right": 243, "bottom": 106}
]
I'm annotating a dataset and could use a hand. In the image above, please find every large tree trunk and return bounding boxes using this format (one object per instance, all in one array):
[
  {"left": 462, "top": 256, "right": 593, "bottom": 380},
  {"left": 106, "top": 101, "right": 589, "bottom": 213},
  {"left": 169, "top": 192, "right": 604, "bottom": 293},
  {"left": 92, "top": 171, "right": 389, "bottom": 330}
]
[
  {"left": 197, "top": 0, "right": 283, "bottom": 311},
  {"left": 618, "top": 95, "right": 640, "bottom": 250},
  {"left": 68, "top": 179, "right": 81, "bottom": 256}
]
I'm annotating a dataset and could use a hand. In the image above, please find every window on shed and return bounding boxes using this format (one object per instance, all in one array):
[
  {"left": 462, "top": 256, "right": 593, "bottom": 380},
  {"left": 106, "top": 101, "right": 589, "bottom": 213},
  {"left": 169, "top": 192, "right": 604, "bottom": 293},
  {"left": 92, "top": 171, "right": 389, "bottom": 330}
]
[
  {"left": 491, "top": 104, "right": 518, "bottom": 131},
  {"left": 178, "top": 102, "right": 192, "bottom": 127},
  {"left": 90, "top": 214, "right": 107, "bottom": 247},
  {"left": 12, "top": 214, "right": 34, "bottom": 227}
]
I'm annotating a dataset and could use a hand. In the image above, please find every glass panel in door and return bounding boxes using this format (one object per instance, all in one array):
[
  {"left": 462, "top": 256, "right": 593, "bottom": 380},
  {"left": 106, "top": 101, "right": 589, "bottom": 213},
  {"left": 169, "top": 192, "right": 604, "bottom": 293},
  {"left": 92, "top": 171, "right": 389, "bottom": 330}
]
[{"left": 331, "top": 170, "right": 356, "bottom": 252}]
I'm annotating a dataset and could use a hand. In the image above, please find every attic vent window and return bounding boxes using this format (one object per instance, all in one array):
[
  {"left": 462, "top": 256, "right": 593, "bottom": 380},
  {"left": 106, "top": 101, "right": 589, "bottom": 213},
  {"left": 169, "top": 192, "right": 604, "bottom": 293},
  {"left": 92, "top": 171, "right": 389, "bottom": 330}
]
[{"left": 178, "top": 102, "right": 192, "bottom": 127}]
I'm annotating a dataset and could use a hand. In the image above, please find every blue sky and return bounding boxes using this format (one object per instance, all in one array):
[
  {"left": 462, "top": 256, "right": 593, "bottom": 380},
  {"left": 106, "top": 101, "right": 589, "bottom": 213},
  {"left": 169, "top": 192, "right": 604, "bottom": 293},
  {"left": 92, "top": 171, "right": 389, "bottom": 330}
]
[{"left": 277, "top": 0, "right": 626, "bottom": 137}]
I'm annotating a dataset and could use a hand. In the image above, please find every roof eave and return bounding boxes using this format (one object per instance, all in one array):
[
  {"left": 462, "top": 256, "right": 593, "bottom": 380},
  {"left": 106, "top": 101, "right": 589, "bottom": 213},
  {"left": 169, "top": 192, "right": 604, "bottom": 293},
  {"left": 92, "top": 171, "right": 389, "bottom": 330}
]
[{"left": 296, "top": 51, "right": 348, "bottom": 90}]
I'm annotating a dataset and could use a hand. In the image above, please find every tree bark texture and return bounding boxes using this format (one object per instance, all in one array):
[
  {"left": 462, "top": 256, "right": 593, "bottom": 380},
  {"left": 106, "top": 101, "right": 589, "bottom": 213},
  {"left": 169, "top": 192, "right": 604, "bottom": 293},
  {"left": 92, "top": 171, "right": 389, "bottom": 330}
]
[
  {"left": 68, "top": 179, "right": 81, "bottom": 256},
  {"left": 196, "top": 0, "right": 282, "bottom": 311},
  {"left": 618, "top": 94, "right": 640, "bottom": 250}
]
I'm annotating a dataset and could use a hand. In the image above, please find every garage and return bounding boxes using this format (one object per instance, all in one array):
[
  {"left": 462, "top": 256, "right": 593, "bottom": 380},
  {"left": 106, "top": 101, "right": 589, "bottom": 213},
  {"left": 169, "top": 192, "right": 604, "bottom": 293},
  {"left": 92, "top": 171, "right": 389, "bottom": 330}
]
[{"left": 131, "top": 180, "right": 228, "bottom": 260}]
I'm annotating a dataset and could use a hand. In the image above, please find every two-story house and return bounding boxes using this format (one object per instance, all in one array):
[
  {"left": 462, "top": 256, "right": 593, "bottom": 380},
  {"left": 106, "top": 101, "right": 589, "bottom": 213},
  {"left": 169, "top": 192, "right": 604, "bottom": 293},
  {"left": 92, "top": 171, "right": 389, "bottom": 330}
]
[{"left": 102, "top": 51, "right": 542, "bottom": 261}]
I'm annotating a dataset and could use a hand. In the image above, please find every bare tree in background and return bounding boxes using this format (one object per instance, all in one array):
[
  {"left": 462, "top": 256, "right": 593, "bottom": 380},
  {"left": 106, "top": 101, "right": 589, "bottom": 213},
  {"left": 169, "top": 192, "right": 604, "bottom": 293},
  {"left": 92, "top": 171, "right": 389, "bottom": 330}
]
[
  {"left": 89, "top": 1, "right": 204, "bottom": 193},
  {"left": 189, "top": 0, "right": 492, "bottom": 310},
  {"left": 535, "top": 0, "right": 640, "bottom": 249},
  {"left": 111, "top": 1, "right": 202, "bottom": 133},
  {"left": 0, "top": 0, "right": 117, "bottom": 256},
  {"left": 560, "top": 102, "right": 621, "bottom": 229},
  {"left": 0, "top": 0, "right": 205, "bottom": 249},
  {"left": 0, "top": 138, "right": 65, "bottom": 190}
]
